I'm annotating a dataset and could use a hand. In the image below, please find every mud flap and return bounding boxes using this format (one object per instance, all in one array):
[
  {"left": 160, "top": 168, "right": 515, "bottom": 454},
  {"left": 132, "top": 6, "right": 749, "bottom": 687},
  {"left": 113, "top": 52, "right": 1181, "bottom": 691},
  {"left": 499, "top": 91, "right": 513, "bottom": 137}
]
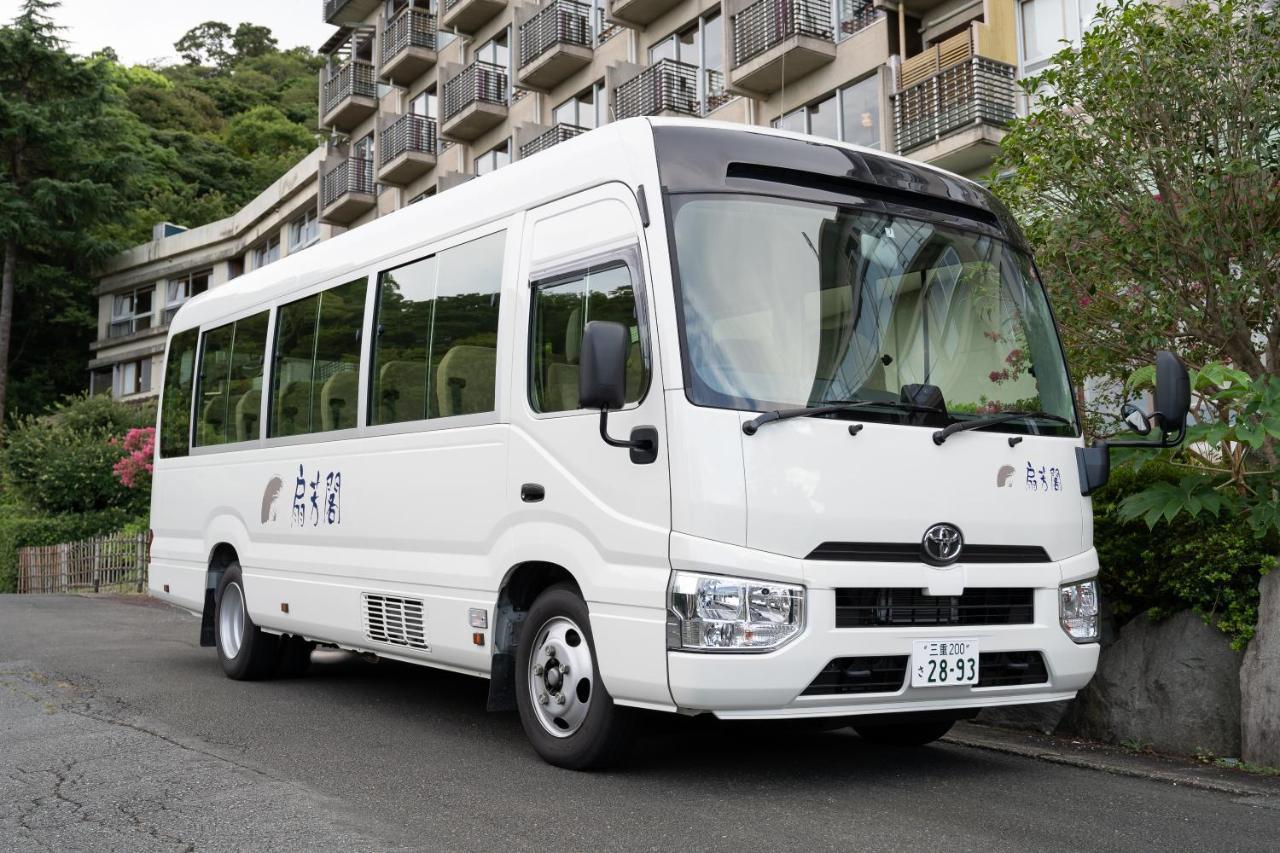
[
  {"left": 199, "top": 587, "right": 216, "bottom": 647},
  {"left": 486, "top": 652, "right": 516, "bottom": 711}
]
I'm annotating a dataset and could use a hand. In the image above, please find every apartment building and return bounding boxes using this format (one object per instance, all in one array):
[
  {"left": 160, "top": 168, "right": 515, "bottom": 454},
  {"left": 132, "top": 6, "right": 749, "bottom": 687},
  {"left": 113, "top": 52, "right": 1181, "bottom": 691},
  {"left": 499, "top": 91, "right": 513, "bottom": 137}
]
[
  {"left": 91, "top": 0, "right": 1032, "bottom": 400},
  {"left": 316, "top": 0, "right": 1020, "bottom": 232},
  {"left": 89, "top": 149, "right": 331, "bottom": 401}
]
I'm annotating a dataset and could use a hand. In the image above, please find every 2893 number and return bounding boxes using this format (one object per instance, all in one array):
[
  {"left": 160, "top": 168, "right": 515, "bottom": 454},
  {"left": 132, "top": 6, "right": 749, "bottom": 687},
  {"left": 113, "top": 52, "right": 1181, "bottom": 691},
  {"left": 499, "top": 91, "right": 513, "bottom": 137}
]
[{"left": 926, "top": 656, "right": 978, "bottom": 684}]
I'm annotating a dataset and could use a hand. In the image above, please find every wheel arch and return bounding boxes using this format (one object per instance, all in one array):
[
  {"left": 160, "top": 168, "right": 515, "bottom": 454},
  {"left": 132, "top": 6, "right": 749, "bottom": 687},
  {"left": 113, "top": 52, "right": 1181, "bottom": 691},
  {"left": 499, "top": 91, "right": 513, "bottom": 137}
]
[
  {"left": 199, "top": 541, "right": 241, "bottom": 647},
  {"left": 486, "top": 560, "right": 583, "bottom": 711}
]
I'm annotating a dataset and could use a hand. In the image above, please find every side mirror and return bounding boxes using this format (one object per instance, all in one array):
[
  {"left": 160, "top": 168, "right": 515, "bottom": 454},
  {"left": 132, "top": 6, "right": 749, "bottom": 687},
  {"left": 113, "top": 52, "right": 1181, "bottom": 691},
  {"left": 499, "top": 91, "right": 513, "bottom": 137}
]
[
  {"left": 1153, "top": 350, "right": 1190, "bottom": 437},
  {"left": 1122, "top": 403, "right": 1152, "bottom": 436},
  {"left": 579, "top": 321, "right": 629, "bottom": 410},
  {"left": 579, "top": 320, "right": 659, "bottom": 465}
]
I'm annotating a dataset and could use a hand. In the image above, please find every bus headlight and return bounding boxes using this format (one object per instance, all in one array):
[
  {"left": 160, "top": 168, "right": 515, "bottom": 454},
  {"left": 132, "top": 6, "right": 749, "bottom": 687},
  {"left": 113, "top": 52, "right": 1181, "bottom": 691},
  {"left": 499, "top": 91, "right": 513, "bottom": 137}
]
[
  {"left": 667, "top": 572, "right": 805, "bottom": 652},
  {"left": 1059, "top": 579, "right": 1099, "bottom": 643}
]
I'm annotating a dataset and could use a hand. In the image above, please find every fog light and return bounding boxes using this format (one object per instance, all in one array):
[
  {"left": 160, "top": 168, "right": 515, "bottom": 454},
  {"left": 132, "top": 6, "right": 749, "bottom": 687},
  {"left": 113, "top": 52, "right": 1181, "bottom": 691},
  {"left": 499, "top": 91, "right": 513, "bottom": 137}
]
[
  {"left": 1060, "top": 579, "right": 1099, "bottom": 643},
  {"left": 667, "top": 572, "right": 805, "bottom": 652}
]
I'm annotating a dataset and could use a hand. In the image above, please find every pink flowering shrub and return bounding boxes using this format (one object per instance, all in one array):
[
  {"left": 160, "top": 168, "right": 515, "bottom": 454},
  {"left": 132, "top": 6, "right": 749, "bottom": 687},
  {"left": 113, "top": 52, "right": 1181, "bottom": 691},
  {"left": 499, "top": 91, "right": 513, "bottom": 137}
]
[{"left": 111, "top": 427, "right": 155, "bottom": 489}]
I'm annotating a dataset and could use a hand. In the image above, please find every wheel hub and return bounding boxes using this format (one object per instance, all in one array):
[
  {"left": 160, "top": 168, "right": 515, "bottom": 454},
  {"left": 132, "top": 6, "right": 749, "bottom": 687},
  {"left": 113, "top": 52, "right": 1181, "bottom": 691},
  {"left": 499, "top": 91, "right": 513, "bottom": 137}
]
[{"left": 527, "top": 616, "right": 594, "bottom": 738}]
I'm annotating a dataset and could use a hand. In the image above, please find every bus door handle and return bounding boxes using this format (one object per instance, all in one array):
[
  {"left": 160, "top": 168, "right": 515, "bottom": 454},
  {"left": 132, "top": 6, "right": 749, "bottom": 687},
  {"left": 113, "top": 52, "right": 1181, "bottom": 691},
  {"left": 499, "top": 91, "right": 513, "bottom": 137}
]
[{"left": 520, "top": 483, "right": 545, "bottom": 503}]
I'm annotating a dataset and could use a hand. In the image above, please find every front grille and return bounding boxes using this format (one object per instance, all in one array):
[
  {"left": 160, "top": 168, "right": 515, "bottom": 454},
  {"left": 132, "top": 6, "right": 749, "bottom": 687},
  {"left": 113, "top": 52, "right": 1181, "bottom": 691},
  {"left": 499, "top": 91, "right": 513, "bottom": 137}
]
[
  {"left": 976, "top": 651, "right": 1047, "bottom": 687},
  {"left": 802, "top": 656, "right": 907, "bottom": 695},
  {"left": 809, "top": 542, "right": 1050, "bottom": 562},
  {"left": 835, "top": 588, "right": 1034, "bottom": 628},
  {"left": 362, "top": 593, "right": 429, "bottom": 651},
  {"left": 802, "top": 651, "right": 1047, "bottom": 696}
]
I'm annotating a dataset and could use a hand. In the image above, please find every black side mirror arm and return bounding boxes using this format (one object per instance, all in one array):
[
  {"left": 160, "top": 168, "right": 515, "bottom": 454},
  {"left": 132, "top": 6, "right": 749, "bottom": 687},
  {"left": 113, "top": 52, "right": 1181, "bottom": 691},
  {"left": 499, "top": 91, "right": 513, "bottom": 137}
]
[
  {"left": 1076, "top": 420, "right": 1188, "bottom": 497},
  {"left": 598, "top": 409, "right": 659, "bottom": 465}
]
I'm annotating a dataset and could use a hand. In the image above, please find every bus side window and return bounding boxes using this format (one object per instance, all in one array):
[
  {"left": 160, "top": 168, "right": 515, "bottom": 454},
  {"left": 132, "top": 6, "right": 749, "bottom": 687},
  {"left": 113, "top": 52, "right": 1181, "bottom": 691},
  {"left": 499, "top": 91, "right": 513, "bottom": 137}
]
[
  {"left": 159, "top": 328, "right": 200, "bottom": 458},
  {"left": 269, "top": 277, "right": 367, "bottom": 438},
  {"left": 369, "top": 230, "right": 505, "bottom": 425},
  {"left": 194, "top": 311, "right": 270, "bottom": 447},
  {"left": 530, "top": 261, "right": 647, "bottom": 413}
]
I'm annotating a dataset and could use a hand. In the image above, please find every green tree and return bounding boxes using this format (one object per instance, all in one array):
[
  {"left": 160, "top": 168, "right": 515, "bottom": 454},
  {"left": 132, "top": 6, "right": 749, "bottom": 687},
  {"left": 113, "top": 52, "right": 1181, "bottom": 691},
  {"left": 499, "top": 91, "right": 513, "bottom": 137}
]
[
  {"left": 0, "top": 0, "right": 135, "bottom": 422},
  {"left": 174, "top": 21, "right": 233, "bottom": 69},
  {"left": 992, "top": 0, "right": 1280, "bottom": 417},
  {"left": 993, "top": 2, "right": 1280, "bottom": 541},
  {"left": 231, "top": 23, "right": 278, "bottom": 59}
]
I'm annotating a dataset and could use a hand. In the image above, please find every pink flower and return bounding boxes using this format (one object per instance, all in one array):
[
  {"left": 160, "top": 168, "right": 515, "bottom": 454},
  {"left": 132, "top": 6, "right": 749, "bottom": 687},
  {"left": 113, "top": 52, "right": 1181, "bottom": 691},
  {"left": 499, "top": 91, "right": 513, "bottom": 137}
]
[{"left": 112, "top": 426, "right": 156, "bottom": 490}]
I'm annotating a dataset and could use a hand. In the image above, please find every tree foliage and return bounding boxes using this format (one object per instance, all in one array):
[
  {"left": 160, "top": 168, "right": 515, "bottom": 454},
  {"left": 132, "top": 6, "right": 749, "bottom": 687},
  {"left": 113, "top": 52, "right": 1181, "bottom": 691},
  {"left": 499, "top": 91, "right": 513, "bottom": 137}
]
[
  {"left": 0, "top": 3, "right": 321, "bottom": 421},
  {"left": 993, "top": 0, "right": 1280, "bottom": 405},
  {"left": 993, "top": 1, "right": 1280, "bottom": 544}
]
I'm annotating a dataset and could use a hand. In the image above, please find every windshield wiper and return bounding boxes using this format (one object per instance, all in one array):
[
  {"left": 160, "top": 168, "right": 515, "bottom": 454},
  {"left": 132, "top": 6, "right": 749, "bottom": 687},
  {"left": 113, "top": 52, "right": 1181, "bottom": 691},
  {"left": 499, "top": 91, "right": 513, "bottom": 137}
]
[
  {"left": 932, "top": 410, "right": 1074, "bottom": 445},
  {"left": 742, "top": 399, "right": 942, "bottom": 436}
]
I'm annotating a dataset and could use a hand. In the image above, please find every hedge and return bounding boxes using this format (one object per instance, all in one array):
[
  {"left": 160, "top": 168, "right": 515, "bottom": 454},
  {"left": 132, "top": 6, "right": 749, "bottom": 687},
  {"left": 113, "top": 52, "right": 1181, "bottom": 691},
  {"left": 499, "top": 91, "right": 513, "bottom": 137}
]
[
  {"left": 1093, "top": 462, "right": 1277, "bottom": 649},
  {"left": 0, "top": 508, "right": 142, "bottom": 593}
]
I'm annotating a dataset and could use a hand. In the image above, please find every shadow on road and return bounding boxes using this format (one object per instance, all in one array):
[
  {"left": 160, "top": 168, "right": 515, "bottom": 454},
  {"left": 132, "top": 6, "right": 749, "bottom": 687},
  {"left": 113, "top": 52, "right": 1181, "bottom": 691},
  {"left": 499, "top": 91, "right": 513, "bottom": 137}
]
[{"left": 295, "top": 649, "right": 1006, "bottom": 783}]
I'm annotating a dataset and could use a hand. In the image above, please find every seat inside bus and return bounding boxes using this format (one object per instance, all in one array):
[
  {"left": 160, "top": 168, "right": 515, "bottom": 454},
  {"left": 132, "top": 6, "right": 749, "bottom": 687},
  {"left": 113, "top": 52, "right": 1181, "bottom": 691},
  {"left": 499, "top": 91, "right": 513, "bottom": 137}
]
[
  {"left": 378, "top": 359, "right": 430, "bottom": 423},
  {"left": 235, "top": 389, "right": 260, "bottom": 441},
  {"left": 322, "top": 370, "right": 359, "bottom": 431},
  {"left": 436, "top": 345, "right": 496, "bottom": 417}
]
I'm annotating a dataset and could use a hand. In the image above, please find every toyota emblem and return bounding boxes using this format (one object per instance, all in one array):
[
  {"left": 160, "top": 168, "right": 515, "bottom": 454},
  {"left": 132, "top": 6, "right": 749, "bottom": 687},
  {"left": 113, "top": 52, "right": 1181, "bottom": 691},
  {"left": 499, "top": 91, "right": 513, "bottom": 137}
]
[{"left": 921, "top": 523, "right": 964, "bottom": 565}]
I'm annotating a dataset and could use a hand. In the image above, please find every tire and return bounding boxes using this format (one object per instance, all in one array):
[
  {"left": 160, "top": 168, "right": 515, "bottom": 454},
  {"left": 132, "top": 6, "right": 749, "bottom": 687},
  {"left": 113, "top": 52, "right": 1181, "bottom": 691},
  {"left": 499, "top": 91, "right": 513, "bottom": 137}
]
[
  {"left": 214, "top": 562, "right": 279, "bottom": 680},
  {"left": 514, "top": 584, "right": 632, "bottom": 770},
  {"left": 853, "top": 718, "right": 956, "bottom": 747},
  {"left": 275, "top": 635, "right": 315, "bottom": 678}
]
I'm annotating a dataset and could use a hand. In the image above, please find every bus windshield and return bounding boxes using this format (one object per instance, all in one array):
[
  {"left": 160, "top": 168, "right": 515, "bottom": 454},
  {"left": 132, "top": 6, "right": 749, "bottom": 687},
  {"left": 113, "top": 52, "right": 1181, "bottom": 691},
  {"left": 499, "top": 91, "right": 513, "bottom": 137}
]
[{"left": 669, "top": 194, "right": 1077, "bottom": 435}]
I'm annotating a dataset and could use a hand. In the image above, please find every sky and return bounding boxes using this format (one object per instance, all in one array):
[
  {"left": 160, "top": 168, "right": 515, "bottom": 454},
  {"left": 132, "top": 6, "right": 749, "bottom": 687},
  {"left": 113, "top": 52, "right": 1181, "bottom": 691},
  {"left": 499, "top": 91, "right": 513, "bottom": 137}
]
[{"left": 0, "top": 0, "right": 333, "bottom": 65}]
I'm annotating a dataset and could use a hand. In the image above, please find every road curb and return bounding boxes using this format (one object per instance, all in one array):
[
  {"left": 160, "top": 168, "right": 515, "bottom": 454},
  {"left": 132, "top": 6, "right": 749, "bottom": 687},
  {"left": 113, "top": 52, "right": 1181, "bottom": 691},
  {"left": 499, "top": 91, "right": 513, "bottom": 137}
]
[{"left": 945, "top": 722, "right": 1280, "bottom": 798}]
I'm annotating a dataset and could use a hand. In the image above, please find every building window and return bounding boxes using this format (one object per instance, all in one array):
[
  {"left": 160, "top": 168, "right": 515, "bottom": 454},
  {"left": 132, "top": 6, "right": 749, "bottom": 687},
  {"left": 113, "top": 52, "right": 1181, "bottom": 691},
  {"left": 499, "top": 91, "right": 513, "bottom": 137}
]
[
  {"left": 290, "top": 208, "right": 320, "bottom": 251},
  {"left": 89, "top": 368, "right": 113, "bottom": 397},
  {"left": 410, "top": 87, "right": 438, "bottom": 120},
  {"left": 475, "top": 29, "right": 510, "bottom": 67},
  {"left": 553, "top": 82, "right": 606, "bottom": 130},
  {"left": 648, "top": 11, "right": 725, "bottom": 113},
  {"left": 109, "top": 287, "right": 154, "bottom": 338},
  {"left": 252, "top": 235, "right": 281, "bottom": 270},
  {"left": 165, "top": 270, "right": 210, "bottom": 323},
  {"left": 772, "top": 75, "right": 881, "bottom": 149},
  {"left": 474, "top": 139, "right": 510, "bottom": 176},
  {"left": 114, "top": 357, "right": 152, "bottom": 397},
  {"left": 1019, "top": 0, "right": 1102, "bottom": 72},
  {"left": 840, "top": 75, "right": 881, "bottom": 148},
  {"left": 408, "top": 188, "right": 436, "bottom": 205}
]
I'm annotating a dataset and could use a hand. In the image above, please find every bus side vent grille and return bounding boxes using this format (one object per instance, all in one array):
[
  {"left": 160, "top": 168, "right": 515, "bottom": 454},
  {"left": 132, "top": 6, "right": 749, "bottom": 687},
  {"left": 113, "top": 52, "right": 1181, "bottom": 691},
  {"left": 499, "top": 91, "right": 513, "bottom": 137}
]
[{"left": 362, "top": 593, "right": 429, "bottom": 651}]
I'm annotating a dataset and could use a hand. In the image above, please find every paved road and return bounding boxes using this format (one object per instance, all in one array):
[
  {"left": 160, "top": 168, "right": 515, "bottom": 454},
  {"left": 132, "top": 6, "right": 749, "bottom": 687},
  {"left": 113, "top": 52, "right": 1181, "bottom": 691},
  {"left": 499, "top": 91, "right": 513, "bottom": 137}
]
[{"left": 1, "top": 595, "right": 1276, "bottom": 853}]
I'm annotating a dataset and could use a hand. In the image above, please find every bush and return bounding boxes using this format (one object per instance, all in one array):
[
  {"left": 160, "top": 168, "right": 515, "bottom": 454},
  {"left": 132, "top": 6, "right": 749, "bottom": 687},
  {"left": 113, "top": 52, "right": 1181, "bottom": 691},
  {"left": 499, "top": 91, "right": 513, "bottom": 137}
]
[
  {"left": 1094, "top": 462, "right": 1277, "bottom": 649},
  {"left": 2, "top": 394, "right": 155, "bottom": 515},
  {"left": 0, "top": 507, "right": 140, "bottom": 593}
]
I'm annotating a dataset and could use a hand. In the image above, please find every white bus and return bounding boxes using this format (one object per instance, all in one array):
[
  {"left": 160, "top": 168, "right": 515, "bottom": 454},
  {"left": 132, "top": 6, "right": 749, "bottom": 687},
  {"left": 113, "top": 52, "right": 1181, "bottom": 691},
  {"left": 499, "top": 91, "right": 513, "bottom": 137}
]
[{"left": 150, "top": 118, "right": 1188, "bottom": 769}]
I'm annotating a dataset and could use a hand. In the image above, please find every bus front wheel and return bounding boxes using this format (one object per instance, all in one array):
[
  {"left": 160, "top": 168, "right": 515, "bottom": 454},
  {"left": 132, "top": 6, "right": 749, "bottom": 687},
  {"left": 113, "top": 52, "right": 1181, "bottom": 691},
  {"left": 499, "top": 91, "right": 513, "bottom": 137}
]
[
  {"left": 514, "top": 584, "right": 632, "bottom": 770},
  {"left": 214, "top": 562, "right": 280, "bottom": 680}
]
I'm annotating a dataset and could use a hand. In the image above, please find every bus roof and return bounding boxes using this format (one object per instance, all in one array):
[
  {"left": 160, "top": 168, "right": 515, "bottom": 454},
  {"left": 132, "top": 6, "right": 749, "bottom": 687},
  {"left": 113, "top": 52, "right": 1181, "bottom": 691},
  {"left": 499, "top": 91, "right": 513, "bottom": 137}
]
[{"left": 168, "top": 117, "right": 1017, "bottom": 336}]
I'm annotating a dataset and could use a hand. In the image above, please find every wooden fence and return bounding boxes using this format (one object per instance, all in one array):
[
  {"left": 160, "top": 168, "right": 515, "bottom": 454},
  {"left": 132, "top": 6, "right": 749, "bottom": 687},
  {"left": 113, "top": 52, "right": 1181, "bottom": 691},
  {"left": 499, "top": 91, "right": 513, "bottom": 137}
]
[{"left": 17, "top": 532, "right": 148, "bottom": 594}]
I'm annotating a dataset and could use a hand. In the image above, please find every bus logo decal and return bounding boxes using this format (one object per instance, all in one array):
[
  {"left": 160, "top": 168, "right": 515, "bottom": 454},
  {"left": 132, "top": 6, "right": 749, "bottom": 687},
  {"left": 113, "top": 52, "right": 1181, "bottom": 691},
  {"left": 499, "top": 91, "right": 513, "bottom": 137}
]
[{"left": 261, "top": 476, "right": 283, "bottom": 523}]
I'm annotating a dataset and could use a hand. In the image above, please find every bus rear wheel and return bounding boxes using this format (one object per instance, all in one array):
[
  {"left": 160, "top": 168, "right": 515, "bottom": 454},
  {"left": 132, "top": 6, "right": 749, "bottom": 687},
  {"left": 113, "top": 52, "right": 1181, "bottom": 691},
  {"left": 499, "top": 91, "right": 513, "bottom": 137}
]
[
  {"left": 215, "top": 562, "right": 279, "bottom": 680},
  {"left": 514, "top": 584, "right": 632, "bottom": 770}
]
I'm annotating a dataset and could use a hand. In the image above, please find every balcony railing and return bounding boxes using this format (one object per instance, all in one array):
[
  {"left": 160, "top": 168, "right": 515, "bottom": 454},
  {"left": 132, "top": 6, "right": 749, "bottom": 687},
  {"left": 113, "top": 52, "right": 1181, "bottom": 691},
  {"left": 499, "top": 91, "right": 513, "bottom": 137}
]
[
  {"left": 322, "top": 59, "right": 376, "bottom": 117},
  {"left": 615, "top": 59, "right": 700, "bottom": 119},
  {"left": 322, "top": 155, "right": 375, "bottom": 209},
  {"left": 732, "top": 0, "right": 833, "bottom": 68},
  {"left": 323, "top": 0, "right": 346, "bottom": 20},
  {"left": 381, "top": 114, "right": 438, "bottom": 163},
  {"left": 893, "top": 57, "right": 1017, "bottom": 154},
  {"left": 836, "top": 0, "right": 882, "bottom": 42},
  {"left": 519, "top": 0, "right": 593, "bottom": 67},
  {"left": 519, "top": 122, "right": 587, "bottom": 158},
  {"left": 595, "top": 7, "right": 622, "bottom": 44},
  {"left": 442, "top": 60, "right": 508, "bottom": 122},
  {"left": 383, "top": 7, "right": 437, "bottom": 64}
]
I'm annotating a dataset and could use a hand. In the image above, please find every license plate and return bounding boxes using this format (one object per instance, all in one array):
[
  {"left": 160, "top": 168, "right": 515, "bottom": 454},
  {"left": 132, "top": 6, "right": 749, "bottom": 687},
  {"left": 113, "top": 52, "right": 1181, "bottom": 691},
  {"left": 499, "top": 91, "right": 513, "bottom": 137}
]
[{"left": 911, "top": 639, "right": 980, "bottom": 687}]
